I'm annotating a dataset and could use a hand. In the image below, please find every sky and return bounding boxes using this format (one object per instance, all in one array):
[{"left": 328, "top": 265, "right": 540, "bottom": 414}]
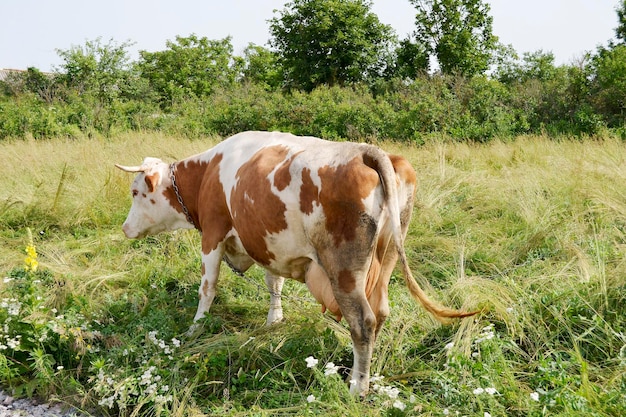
[{"left": 0, "top": 0, "right": 620, "bottom": 72}]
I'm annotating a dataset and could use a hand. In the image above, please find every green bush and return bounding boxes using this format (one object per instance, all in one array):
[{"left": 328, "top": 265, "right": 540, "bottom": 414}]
[{"left": 1, "top": 66, "right": 625, "bottom": 142}]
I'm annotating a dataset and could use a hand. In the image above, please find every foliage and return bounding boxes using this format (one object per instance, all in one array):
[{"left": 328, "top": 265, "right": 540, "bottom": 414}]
[
  {"left": 9, "top": 67, "right": 62, "bottom": 104},
  {"left": 56, "top": 38, "right": 140, "bottom": 104},
  {"left": 0, "top": 230, "right": 95, "bottom": 399},
  {"left": 137, "top": 35, "right": 239, "bottom": 107},
  {"left": 589, "top": 45, "right": 626, "bottom": 125},
  {"left": 410, "top": 0, "right": 500, "bottom": 76},
  {"left": 394, "top": 35, "right": 431, "bottom": 79},
  {"left": 239, "top": 44, "right": 283, "bottom": 90},
  {"left": 616, "top": 0, "right": 626, "bottom": 44},
  {"left": 495, "top": 50, "right": 561, "bottom": 84},
  {"left": 1, "top": 0, "right": 626, "bottom": 141},
  {"left": 268, "top": 0, "right": 396, "bottom": 91}
]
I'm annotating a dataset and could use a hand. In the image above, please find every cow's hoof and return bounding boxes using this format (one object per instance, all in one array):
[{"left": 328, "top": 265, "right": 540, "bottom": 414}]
[{"left": 186, "top": 322, "right": 203, "bottom": 337}]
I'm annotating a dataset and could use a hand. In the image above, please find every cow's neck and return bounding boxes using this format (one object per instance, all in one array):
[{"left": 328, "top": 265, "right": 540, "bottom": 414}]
[{"left": 169, "top": 161, "right": 201, "bottom": 229}]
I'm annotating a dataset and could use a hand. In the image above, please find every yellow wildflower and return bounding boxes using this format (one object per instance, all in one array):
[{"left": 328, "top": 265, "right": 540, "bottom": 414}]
[{"left": 24, "top": 229, "right": 39, "bottom": 273}]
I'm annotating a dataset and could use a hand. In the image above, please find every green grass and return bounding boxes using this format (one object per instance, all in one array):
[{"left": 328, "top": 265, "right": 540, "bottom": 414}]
[{"left": 1, "top": 133, "right": 625, "bottom": 416}]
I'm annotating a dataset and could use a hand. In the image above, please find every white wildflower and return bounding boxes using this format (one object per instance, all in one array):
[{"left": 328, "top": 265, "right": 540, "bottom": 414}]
[
  {"left": 155, "top": 394, "right": 172, "bottom": 404},
  {"left": 530, "top": 391, "right": 540, "bottom": 402},
  {"left": 370, "top": 373, "right": 385, "bottom": 383},
  {"left": 145, "top": 383, "right": 158, "bottom": 396},
  {"left": 484, "top": 412, "right": 492, "bottom": 417},
  {"left": 473, "top": 387, "right": 485, "bottom": 395},
  {"left": 139, "top": 366, "right": 156, "bottom": 385},
  {"left": 443, "top": 409, "right": 450, "bottom": 416},
  {"left": 393, "top": 400, "right": 406, "bottom": 411},
  {"left": 305, "top": 356, "right": 318, "bottom": 368},
  {"left": 3, "top": 299, "right": 21, "bottom": 316},
  {"left": 374, "top": 384, "right": 400, "bottom": 399},
  {"left": 444, "top": 342, "right": 455, "bottom": 350},
  {"left": 385, "top": 386, "right": 400, "bottom": 399},
  {"left": 98, "top": 396, "right": 115, "bottom": 408},
  {"left": 324, "top": 362, "right": 339, "bottom": 376},
  {"left": 306, "top": 394, "right": 316, "bottom": 403},
  {"left": 485, "top": 387, "right": 498, "bottom": 395},
  {"left": 171, "top": 338, "right": 181, "bottom": 347},
  {"left": 7, "top": 337, "right": 20, "bottom": 349}
]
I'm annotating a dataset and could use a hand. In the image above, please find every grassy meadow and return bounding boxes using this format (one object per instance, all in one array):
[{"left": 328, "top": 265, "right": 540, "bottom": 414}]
[{"left": 0, "top": 133, "right": 625, "bottom": 416}]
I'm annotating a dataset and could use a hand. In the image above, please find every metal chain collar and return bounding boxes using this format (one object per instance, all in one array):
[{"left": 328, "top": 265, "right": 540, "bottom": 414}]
[{"left": 169, "top": 163, "right": 196, "bottom": 227}]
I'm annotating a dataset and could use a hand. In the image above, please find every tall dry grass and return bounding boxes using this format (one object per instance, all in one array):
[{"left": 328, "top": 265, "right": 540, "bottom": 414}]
[{"left": 1, "top": 133, "right": 625, "bottom": 416}]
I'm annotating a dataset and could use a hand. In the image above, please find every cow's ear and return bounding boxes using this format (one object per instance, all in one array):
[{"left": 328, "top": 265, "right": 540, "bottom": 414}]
[{"left": 144, "top": 172, "right": 160, "bottom": 193}]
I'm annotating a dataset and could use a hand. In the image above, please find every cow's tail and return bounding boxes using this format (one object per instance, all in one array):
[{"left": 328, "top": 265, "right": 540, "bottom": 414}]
[{"left": 362, "top": 145, "right": 478, "bottom": 323}]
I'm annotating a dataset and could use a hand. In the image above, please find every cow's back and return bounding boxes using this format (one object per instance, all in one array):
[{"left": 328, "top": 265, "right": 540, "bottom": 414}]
[{"left": 203, "top": 131, "right": 389, "bottom": 275}]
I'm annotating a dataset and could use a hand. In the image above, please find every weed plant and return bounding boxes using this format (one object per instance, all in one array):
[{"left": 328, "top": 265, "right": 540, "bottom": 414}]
[{"left": 0, "top": 133, "right": 624, "bottom": 416}]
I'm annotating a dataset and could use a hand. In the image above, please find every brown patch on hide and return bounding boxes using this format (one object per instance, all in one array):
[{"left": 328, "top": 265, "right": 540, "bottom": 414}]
[
  {"left": 201, "top": 279, "right": 209, "bottom": 298},
  {"left": 338, "top": 269, "right": 356, "bottom": 293},
  {"left": 299, "top": 167, "right": 319, "bottom": 214},
  {"left": 273, "top": 151, "right": 303, "bottom": 191},
  {"left": 230, "top": 146, "right": 290, "bottom": 265},
  {"left": 163, "top": 154, "right": 233, "bottom": 253},
  {"left": 317, "top": 157, "right": 379, "bottom": 247},
  {"left": 389, "top": 154, "right": 417, "bottom": 186}
]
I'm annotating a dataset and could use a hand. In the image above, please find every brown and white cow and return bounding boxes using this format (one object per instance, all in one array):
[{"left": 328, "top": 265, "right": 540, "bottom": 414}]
[{"left": 116, "top": 131, "right": 475, "bottom": 395}]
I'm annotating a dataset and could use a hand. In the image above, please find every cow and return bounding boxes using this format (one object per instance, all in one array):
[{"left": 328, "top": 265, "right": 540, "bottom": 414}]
[{"left": 116, "top": 131, "right": 476, "bottom": 395}]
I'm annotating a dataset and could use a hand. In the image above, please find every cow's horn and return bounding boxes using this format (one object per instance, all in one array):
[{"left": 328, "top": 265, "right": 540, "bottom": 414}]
[{"left": 115, "top": 164, "right": 145, "bottom": 173}]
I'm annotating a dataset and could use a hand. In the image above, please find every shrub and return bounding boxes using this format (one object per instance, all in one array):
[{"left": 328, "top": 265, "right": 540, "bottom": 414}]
[{"left": 0, "top": 231, "right": 96, "bottom": 398}]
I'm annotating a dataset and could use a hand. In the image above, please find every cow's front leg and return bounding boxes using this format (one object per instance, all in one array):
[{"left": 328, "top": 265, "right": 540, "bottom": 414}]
[
  {"left": 265, "top": 272, "right": 284, "bottom": 325},
  {"left": 193, "top": 247, "right": 223, "bottom": 322}
]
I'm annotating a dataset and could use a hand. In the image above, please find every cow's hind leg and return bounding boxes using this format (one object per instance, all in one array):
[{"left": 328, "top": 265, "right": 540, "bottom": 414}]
[
  {"left": 333, "top": 281, "right": 377, "bottom": 396},
  {"left": 265, "top": 272, "right": 285, "bottom": 325},
  {"left": 370, "top": 236, "right": 398, "bottom": 340}
]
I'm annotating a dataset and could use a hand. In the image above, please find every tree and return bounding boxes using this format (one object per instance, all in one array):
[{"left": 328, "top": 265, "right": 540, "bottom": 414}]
[
  {"left": 410, "top": 0, "right": 500, "bottom": 76},
  {"left": 590, "top": 45, "right": 626, "bottom": 124},
  {"left": 269, "top": 0, "right": 396, "bottom": 91},
  {"left": 56, "top": 38, "right": 136, "bottom": 103},
  {"left": 393, "top": 36, "right": 430, "bottom": 79},
  {"left": 616, "top": 0, "right": 626, "bottom": 43},
  {"left": 23, "top": 67, "right": 61, "bottom": 103},
  {"left": 495, "top": 50, "right": 559, "bottom": 84},
  {"left": 138, "top": 35, "right": 238, "bottom": 106},
  {"left": 240, "top": 44, "right": 283, "bottom": 90}
]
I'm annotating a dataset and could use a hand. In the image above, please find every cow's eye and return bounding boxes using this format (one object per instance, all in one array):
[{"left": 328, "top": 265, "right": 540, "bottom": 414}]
[{"left": 132, "top": 190, "right": 139, "bottom": 197}]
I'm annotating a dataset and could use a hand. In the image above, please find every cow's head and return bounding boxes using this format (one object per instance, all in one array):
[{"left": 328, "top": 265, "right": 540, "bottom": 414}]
[{"left": 116, "top": 158, "right": 193, "bottom": 239}]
